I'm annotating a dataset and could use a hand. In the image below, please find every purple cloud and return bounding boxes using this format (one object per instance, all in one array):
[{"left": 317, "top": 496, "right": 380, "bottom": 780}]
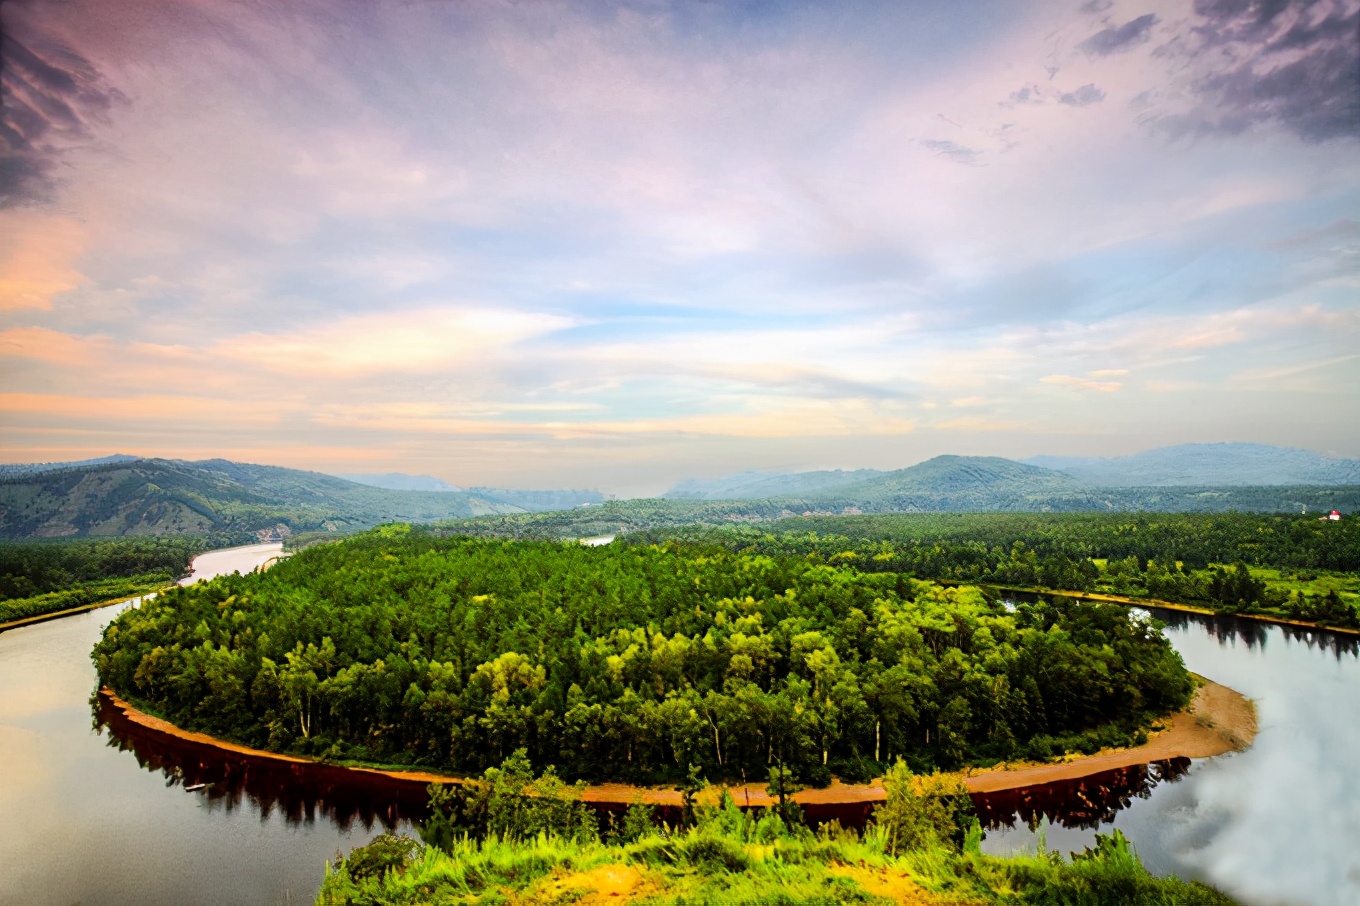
[
  {"left": 1059, "top": 83, "right": 1107, "bottom": 106},
  {"left": 1078, "top": 13, "right": 1160, "bottom": 55},
  {"left": 0, "top": 29, "right": 124, "bottom": 207}
]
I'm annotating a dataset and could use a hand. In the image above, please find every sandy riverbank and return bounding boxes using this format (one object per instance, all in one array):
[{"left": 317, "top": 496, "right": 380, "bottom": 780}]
[{"left": 101, "top": 677, "right": 1255, "bottom": 807}]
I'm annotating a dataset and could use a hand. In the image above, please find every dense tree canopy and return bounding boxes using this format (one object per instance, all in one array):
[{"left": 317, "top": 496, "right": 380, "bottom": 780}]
[
  {"left": 1, "top": 536, "right": 204, "bottom": 600},
  {"left": 0, "top": 536, "right": 209, "bottom": 624},
  {"left": 95, "top": 527, "right": 1192, "bottom": 783},
  {"left": 630, "top": 514, "right": 1360, "bottom": 628}
]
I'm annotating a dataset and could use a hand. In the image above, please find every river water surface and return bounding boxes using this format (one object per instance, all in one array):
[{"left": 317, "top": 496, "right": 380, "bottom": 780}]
[
  {"left": 2, "top": 552, "right": 1357, "bottom": 905},
  {"left": 0, "top": 544, "right": 406, "bottom": 906}
]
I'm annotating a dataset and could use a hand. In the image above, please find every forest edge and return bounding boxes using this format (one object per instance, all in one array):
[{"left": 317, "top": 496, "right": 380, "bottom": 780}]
[{"left": 98, "top": 677, "right": 1255, "bottom": 807}]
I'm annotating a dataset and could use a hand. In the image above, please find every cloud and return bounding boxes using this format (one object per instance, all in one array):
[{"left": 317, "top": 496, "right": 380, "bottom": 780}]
[
  {"left": 215, "top": 307, "right": 576, "bottom": 378},
  {"left": 1041, "top": 373, "right": 1124, "bottom": 392},
  {"left": 920, "top": 139, "right": 983, "bottom": 164},
  {"left": 1152, "top": 0, "right": 1360, "bottom": 142},
  {"left": 1077, "top": 14, "right": 1159, "bottom": 55},
  {"left": 0, "top": 326, "right": 98, "bottom": 364},
  {"left": 0, "top": 213, "right": 86, "bottom": 309},
  {"left": 1, "top": 0, "right": 1357, "bottom": 479},
  {"left": 1006, "top": 84, "right": 1044, "bottom": 105},
  {"left": 1059, "top": 83, "right": 1106, "bottom": 106},
  {"left": 0, "top": 26, "right": 124, "bottom": 207}
]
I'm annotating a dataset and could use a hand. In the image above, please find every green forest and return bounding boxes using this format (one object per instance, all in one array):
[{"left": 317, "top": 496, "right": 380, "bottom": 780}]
[
  {"left": 0, "top": 536, "right": 207, "bottom": 625},
  {"left": 94, "top": 526, "right": 1193, "bottom": 783},
  {"left": 628, "top": 513, "right": 1360, "bottom": 629}
]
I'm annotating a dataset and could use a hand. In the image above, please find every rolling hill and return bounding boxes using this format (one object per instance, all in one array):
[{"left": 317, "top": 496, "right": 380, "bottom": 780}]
[
  {"left": 793, "top": 455, "right": 1100, "bottom": 512},
  {"left": 666, "top": 456, "right": 1095, "bottom": 510},
  {"left": 0, "top": 458, "right": 603, "bottom": 540}
]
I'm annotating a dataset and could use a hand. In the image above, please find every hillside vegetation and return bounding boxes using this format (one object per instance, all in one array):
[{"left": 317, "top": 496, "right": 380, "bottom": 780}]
[
  {"left": 428, "top": 477, "right": 1360, "bottom": 544},
  {"left": 0, "top": 536, "right": 208, "bottom": 624},
  {"left": 94, "top": 528, "right": 1192, "bottom": 784},
  {"left": 7, "top": 452, "right": 1359, "bottom": 541},
  {"left": 319, "top": 756, "right": 1236, "bottom": 906},
  {"left": 0, "top": 458, "right": 602, "bottom": 540},
  {"left": 635, "top": 513, "right": 1360, "bottom": 629}
]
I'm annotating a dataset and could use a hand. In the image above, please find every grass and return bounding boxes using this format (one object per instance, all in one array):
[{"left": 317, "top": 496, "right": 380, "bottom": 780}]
[
  {"left": 1251, "top": 567, "right": 1360, "bottom": 611},
  {"left": 316, "top": 804, "right": 1239, "bottom": 906}
]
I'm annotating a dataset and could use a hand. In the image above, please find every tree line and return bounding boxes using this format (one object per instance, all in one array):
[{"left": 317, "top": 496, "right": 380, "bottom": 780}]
[
  {"left": 631, "top": 514, "right": 1360, "bottom": 629},
  {"left": 0, "top": 536, "right": 210, "bottom": 624},
  {"left": 95, "top": 526, "right": 1192, "bottom": 784}
]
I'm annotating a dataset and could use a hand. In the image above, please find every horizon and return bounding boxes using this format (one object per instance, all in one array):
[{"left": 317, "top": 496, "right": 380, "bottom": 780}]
[
  {"left": 4, "top": 439, "right": 1357, "bottom": 498},
  {"left": 3, "top": 0, "right": 1358, "bottom": 496}
]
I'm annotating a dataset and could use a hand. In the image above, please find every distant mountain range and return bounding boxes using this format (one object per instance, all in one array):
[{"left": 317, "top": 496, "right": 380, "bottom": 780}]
[
  {"left": 0, "top": 454, "right": 142, "bottom": 478},
  {"left": 1024, "top": 443, "right": 1360, "bottom": 487},
  {"left": 668, "top": 443, "right": 1360, "bottom": 500},
  {"left": 0, "top": 457, "right": 602, "bottom": 540},
  {"left": 3, "top": 443, "right": 1357, "bottom": 540},
  {"left": 666, "top": 468, "right": 887, "bottom": 500},
  {"left": 336, "top": 472, "right": 463, "bottom": 492}
]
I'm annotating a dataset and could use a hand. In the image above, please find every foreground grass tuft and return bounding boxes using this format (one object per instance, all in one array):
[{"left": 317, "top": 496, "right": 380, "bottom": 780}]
[{"left": 318, "top": 821, "right": 1237, "bottom": 906}]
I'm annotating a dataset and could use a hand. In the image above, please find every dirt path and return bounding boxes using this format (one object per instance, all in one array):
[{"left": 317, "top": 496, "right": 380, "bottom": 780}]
[{"left": 102, "top": 678, "right": 1255, "bottom": 807}]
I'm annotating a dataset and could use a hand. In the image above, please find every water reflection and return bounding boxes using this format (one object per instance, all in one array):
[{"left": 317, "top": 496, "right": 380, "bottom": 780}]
[
  {"left": 96, "top": 682, "right": 1194, "bottom": 840},
  {"left": 972, "top": 759, "right": 1191, "bottom": 831},
  {"left": 1142, "top": 608, "right": 1271, "bottom": 651},
  {"left": 95, "top": 691, "right": 430, "bottom": 831},
  {"left": 1135, "top": 605, "right": 1360, "bottom": 661}
]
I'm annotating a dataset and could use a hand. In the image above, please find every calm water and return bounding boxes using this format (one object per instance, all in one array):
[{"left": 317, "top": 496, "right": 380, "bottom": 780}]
[
  {"left": 2, "top": 555, "right": 1358, "bottom": 905},
  {"left": 981, "top": 607, "right": 1360, "bottom": 906},
  {"left": 0, "top": 544, "right": 408, "bottom": 906}
]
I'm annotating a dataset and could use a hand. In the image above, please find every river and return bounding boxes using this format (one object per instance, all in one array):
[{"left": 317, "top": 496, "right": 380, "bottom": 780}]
[
  {"left": 0, "top": 543, "right": 400, "bottom": 906},
  {"left": 1, "top": 552, "right": 1357, "bottom": 905}
]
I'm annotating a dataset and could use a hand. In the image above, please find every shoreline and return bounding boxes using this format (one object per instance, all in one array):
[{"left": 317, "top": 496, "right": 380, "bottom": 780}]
[
  {"left": 1, "top": 542, "right": 287, "bottom": 635},
  {"left": 100, "top": 678, "right": 1256, "bottom": 808},
  {"left": 974, "top": 582, "right": 1360, "bottom": 638},
  {"left": 0, "top": 588, "right": 168, "bottom": 634}
]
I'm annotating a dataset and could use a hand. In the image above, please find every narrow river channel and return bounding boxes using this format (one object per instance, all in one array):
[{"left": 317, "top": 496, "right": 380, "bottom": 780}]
[{"left": 1, "top": 549, "right": 1356, "bottom": 905}]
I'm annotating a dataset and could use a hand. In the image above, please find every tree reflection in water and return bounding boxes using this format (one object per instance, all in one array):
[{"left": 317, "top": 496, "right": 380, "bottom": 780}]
[
  {"left": 97, "top": 689, "right": 1199, "bottom": 837},
  {"left": 971, "top": 758, "right": 1192, "bottom": 832},
  {"left": 95, "top": 691, "right": 431, "bottom": 831},
  {"left": 1139, "top": 606, "right": 1359, "bottom": 661}
]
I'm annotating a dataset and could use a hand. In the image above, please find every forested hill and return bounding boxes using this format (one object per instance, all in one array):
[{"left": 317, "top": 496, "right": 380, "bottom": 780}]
[
  {"left": 669, "top": 445, "right": 1360, "bottom": 499},
  {"left": 436, "top": 456, "right": 1360, "bottom": 542},
  {"left": 0, "top": 458, "right": 603, "bottom": 540},
  {"left": 664, "top": 456, "right": 1077, "bottom": 502}
]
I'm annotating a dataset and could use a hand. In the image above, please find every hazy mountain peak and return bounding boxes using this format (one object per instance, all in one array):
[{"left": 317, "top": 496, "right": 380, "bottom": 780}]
[
  {"left": 336, "top": 472, "right": 462, "bottom": 493},
  {"left": 1024, "top": 443, "right": 1360, "bottom": 486},
  {"left": 665, "top": 467, "right": 887, "bottom": 500},
  {"left": 0, "top": 454, "right": 143, "bottom": 479}
]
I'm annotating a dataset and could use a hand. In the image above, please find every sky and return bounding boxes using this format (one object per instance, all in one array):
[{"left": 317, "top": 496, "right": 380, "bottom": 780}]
[{"left": 2, "top": 0, "right": 1357, "bottom": 495}]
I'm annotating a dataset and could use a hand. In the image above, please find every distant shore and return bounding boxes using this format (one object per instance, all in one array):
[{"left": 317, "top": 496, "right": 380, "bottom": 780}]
[
  {"left": 956, "top": 582, "right": 1360, "bottom": 638},
  {"left": 100, "top": 678, "right": 1255, "bottom": 808}
]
